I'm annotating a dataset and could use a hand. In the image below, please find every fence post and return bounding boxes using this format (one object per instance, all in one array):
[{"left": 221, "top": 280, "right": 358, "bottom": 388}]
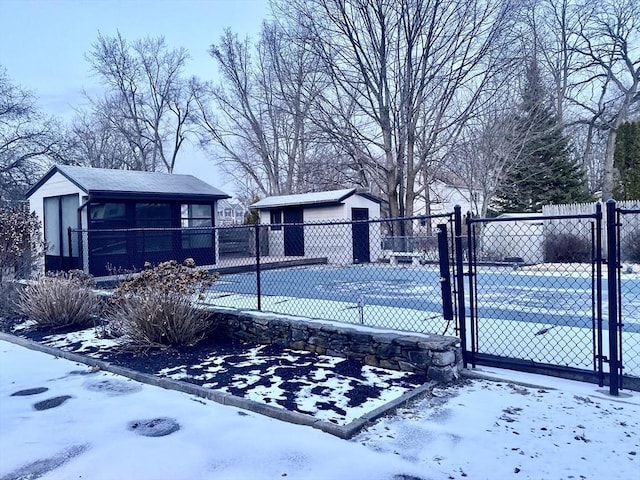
[
  {"left": 255, "top": 223, "right": 262, "bottom": 311},
  {"left": 594, "top": 202, "right": 604, "bottom": 387},
  {"left": 453, "top": 206, "right": 468, "bottom": 367},
  {"left": 437, "top": 223, "right": 453, "bottom": 323},
  {"left": 606, "top": 199, "right": 620, "bottom": 396}
]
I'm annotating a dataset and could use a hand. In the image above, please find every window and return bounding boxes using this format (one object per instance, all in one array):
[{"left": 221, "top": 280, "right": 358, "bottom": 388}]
[
  {"left": 136, "top": 203, "right": 172, "bottom": 253},
  {"left": 89, "top": 202, "right": 128, "bottom": 256},
  {"left": 181, "top": 204, "right": 212, "bottom": 249},
  {"left": 270, "top": 209, "right": 282, "bottom": 231}
]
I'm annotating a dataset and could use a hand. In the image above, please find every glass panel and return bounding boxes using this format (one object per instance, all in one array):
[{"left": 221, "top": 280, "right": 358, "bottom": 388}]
[
  {"left": 90, "top": 203, "right": 126, "bottom": 222},
  {"left": 135, "top": 203, "right": 171, "bottom": 227},
  {"left": 191, "top": 204, "right": 211, "bottom": 218},
  {"left": 136, "top": 203, "right": 172, "bottom": 253},
  {"left": 270, "top": 209, "right": 282, "bottom": 231},
  {"left": 61, "top": 194, "right": 79, "bottom": 258},
  {"left": 181, "top": 203, "right": 212, "bottom": 249},
  {"left": 44, "top": 197, "right": 60, "bottom": 255},
  {"left": 90, "top": 231, "right": 128, "bottom": 255}
]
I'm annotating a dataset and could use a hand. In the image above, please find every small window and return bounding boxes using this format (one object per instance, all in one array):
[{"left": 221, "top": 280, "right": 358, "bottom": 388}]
[
  {"left": 270, "top": 209, "right": 282, "bottom": 231},
  {"left": 181, "top": 204, "right": 212, "bottom": 249}
]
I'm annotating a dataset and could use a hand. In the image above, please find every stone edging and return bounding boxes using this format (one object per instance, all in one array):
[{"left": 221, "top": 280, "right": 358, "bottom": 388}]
[
  {"left": 0, "top": 332, "right": 434, "bottom": 439},
  {"left": 208, "top": 307, "right": 463, "bottom": 383}
]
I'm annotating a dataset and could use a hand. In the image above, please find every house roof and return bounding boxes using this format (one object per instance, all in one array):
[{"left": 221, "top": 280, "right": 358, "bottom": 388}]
[
  {"left": 250, "top": 188, "right": 381, "bottom": 209},
  {"left": 26, "top": 165, "right": 230, "bottom": 201}
]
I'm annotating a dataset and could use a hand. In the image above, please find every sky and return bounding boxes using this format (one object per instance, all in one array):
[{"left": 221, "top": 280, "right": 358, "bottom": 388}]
[
  {"left": 0, "top": 0, "right": 271, "bottom": 194},
  {"left": 2, "top": 337, "right": 639, "bottom": 479}
]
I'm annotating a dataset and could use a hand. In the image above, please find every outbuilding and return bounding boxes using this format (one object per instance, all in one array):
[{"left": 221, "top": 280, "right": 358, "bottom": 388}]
[
  {"left": 26, "top": 165, "right": 230, "bottom": 276},
  {"left": 251, "top": 188, "right": 382, "bottom": 264}
]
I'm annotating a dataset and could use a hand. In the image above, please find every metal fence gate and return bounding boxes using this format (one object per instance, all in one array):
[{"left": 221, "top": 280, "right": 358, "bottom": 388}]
[
  {"left": 609, "top": 201, "right": 640, "bottom": 392},
  {"left": 456, "top": 205, "right": 607, "bottom": 388}
]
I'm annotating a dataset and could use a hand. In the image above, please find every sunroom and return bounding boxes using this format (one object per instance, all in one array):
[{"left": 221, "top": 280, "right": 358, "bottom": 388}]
[{"left": 26, "top": 165, "right": 230, "bottom": 276}]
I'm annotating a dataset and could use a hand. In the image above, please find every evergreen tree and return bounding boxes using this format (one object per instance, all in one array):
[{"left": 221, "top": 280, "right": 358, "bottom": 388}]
[
  {"left": 614, "top": 121, "right": 640, "bottom": 200},
  {"left": 494, "top": 60, "right": 591, "bottom": 213}
]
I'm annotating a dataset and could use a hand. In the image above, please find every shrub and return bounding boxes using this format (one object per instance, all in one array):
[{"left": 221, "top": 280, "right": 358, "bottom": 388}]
[
  {"left": 107, "top": 259, "right": 218, "bottom": 348},
  {"left": 0, "top": 205, "right": 44, "bottom": 284},
  {"left": 17, "top": 271, "right": 98, "bottom": 329},
  {"left": 543, "top": 233, "right": 591, "bottom": 263},
  {"left": 621, "top": 230, "right": 640, "bottom": 263}
]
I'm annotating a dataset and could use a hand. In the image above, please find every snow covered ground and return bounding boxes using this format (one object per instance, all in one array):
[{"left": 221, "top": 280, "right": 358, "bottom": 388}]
[{"left": 1, "top": 340, "right": 638, "bottom": 480}]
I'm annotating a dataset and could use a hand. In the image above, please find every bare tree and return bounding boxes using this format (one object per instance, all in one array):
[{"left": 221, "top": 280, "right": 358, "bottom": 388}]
[
  {"left": 64, "top": 108, "right": 137, "bottom": 169},
  {"left": 195, "top": 22, "right": 336, "bottom": 196},
  {"left": 86, "top": 32, "right": 196, "bottom": 172},
  {"left": 283, "top": 0, "right": 516, "bottom": 230},
  {"left": 570, "top": 0, "right": 640, "bottom": 200},
  {"left": 0, "top": 68, "right": 61, "bottom": 202}
]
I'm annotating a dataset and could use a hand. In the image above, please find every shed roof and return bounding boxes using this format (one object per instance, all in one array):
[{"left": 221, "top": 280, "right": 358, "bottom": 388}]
[
  {"left": 251, "top": 188, "right": 381, "bottom": 209},
  {"left": 26, "top": 165, "right": 230, "bottom": 201}
]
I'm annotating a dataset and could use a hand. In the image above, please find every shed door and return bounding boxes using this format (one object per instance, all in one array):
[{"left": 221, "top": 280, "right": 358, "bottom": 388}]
[
  {"left": 351, "top": 208, "right": 370, "bottom": 263},
  {"left": 43, "top": 194, "right": 79, "bottom": 272},
  {"left": 283, "top": 208, "right": 304, "bottom": 256}
]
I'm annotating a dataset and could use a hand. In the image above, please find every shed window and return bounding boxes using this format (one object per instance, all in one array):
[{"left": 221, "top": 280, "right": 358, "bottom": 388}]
[
  {"left": 136, "top": 203, "right": 172, "bottom": 253},
  {"left": 270, "top": 209, "right": 282, "bottom": 231},
  {"left": 181, "top": 204, "right": 212, "bottom": 249},
  {"left": 89, "top": 202, "right": 128, "bottom": 256}
]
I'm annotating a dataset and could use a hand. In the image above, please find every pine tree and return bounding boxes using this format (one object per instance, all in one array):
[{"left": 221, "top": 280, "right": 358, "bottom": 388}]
[
  {"left": 495, "top": 60, "right": 591, "bottom": 213},
  {"left": 614, "top": 121, "right": 640, "bottom": 200}
]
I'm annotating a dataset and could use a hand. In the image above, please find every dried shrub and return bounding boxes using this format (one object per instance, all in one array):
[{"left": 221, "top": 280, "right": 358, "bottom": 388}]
[
  {"left": 544, "top": 233, "right": 591, "bottom": 263},
  {"left": 107, "top": 259, "right": 218, "bottom": 348},
  {"left": 17, "top": 271, "right": 98, "bottom": 329},
  {"left": 0, "top": 205, "right": 44, "bottom": 283},
  {"left": 0, "top": 282, "right": 22, "bottom": 332}
]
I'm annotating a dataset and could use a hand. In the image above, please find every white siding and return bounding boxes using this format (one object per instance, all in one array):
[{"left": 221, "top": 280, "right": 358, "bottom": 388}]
[
  {"left": 481, "top": 220, "right": 544, "bottom": 264},
  {"left": 258, "top": 194, "right": 382, "bottom": 264}
]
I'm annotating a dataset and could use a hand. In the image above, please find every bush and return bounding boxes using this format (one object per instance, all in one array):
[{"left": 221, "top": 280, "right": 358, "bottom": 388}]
[
  {"left": 0, "top": 282, "right": 22, "bottom": 332},
  {"left": 544, "top": 233, "right": 591, "bottom": 263},
  {"left": 107, "top": 259, "right": 218, "bottom": 348},
  {"left": 17, "top": 271, "right": 98, "bottom": 329},
  {"left": 621, "top": 230, "right": 640, "bottom": 263},
  {"left": 0, "top": 205, "right": 44, "bottom": 284}
]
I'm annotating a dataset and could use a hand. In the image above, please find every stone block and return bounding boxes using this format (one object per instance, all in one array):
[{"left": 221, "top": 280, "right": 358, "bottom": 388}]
[
  {"left": 376, "top": 343, "right": 399, "bottom": 358},
  {"left": 431, "top": 350, "right": 456, "bottom": 367},
  {"left": 291, "top": 327, "right": 307, "bottom": 341},
  {"left": 290, "top": 340, "right": 306, "bottom": 350},
  {"left": 407, "top": 350, "right": 431, "bottom": 366},
  {"left": 308, "top": 336, "right": 327, "bottom": 348},
  {"left": 364, "top": 355, "right": 378, "bottom": 367},
  {"left": 379, "top": 359, "right": 398, "bottom": 370},
  {"left": 428, "top": 366, "right": 456, "bottom": 383},
  {"left": 397, "top": 361, "right": 417, "bottom": 372},
  {"left": 350, "top": 342, "right": 375, "bottom": 354}
]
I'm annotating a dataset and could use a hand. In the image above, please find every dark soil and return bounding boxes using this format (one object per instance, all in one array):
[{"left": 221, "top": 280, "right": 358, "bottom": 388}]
[{"left": 13, "top": 326, "right": 427, "bottom": 423}]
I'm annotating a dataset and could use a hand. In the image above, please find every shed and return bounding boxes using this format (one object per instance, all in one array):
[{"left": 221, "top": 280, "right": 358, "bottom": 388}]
[
  {"left": 26, "top": 165, "right": 230, "bottom": 276},
  {"left": 481, "top": 213, "right": 544, "bottom": 264},
  {"left": 251, "top": 188, "right": 382, "bottom": 264}
]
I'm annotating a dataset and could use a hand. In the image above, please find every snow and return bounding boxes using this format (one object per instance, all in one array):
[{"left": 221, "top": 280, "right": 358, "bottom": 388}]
[{"left": 2, "top": 340, "right": 639, "bottom": 480}]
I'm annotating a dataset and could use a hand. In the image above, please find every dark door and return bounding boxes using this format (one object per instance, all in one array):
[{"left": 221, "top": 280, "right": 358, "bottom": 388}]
[
  {"left": 352, "top": 208, "right": 370, "bottom": 263},
  {"left": 283, "top": 208, "right": 304, "bottom": 256},
  {"left": 43, "top": 194, "right": 80, "bottom": 272}
]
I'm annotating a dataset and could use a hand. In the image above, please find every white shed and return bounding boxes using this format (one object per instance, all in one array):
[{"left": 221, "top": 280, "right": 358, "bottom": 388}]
[
  {"left": 481, "top": 213, "right": 544, "bottom": 264},
  {"left": 250, "top": 189, "right": 382, "bottom": 265}
]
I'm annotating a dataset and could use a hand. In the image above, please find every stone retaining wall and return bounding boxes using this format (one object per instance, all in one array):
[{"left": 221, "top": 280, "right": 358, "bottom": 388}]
[{"left": 208, "top": 308, "right": 462, "bottom": 383}]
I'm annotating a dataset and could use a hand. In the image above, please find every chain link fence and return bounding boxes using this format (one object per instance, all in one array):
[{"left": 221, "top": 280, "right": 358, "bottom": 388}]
[
  {"left": 467, "top": 212, "right": 603, "bottom": 374},
  {"left": 617, "top": 204, "right": 640, "bottom": 384},
  {"left": 64, "top": 203, "right": 638, "bottom": 389},
  {"left": 71, "top": 214, "right": 457, "bottom": 335}
]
